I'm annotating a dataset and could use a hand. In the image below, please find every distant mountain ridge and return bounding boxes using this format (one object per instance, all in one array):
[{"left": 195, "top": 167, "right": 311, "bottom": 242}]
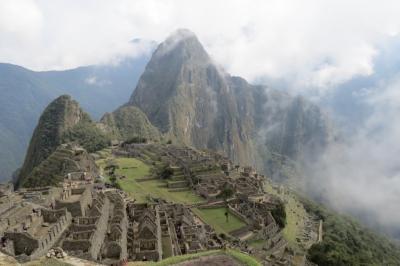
[{"left": 0, "top": 54, "right": 150, "bottom": 181}]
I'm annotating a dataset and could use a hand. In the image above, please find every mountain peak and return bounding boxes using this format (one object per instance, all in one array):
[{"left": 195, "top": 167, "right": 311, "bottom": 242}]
[
  {"left": 15, "top": 94, "right": 111, "bottom": 187},
  {"left": 169, "top": 28, "right": 197, "bottom": 39},
  {"left": 152, "top": 29, "right": 210, "bottom": 64},
  {"left": 17, "top": 95, "right": 87, "bottom": 183}
]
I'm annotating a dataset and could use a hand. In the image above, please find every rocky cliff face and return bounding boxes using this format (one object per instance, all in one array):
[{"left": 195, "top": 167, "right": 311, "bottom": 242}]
[
  {"left": 128, "top": 29, "right": 334, "bottom": 177},
  {"left": 17, "top": 95, "right": 108, "bottom": 187},
  {"left": 129, "top": 29, "right": 259, "bottom": 164}
]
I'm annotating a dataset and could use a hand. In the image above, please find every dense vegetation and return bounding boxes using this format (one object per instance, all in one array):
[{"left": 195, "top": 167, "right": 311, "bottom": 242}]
[
  {"left": 62, "top": 120, "right": 110, "bottom": 153},
  {"left": 270, "top": 200, "right": 287, "bottom": 228},
  {"left": 302, "top": 198, "right": 400, "bottom": 265},
  {"left": 123, "top": 136, "right": 148, "bottom": 144},
  {"left": 100, "top": 105, "right": 161, "bottom": 142},
  {"left": 159, "top": 165, "right": 174, "bottom": 179}
]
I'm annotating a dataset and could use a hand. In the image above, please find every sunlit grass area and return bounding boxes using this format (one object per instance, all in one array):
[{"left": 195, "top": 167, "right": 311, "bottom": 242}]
[
  {"left": 264, "top": 182, "right": 307, "bottom": 249},
  {"left": 97, "top": 156, "right": 203, "bottom": 204},
  {"left": 126, "top": 248, "right": 261, "bottom": 266},
  {"left": 192, "top": 207, "right": 246, "bottom": 235}
]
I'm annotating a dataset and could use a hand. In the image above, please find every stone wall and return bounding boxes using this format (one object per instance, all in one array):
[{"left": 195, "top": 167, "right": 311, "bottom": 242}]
[
  {"left": 62, "top": 193, "right": 110, "bottom": 261},
  {"left": 88, "top": 196, "right": 110, "bottom": 260},
  {"left": 55, "top": 201, "right": 82, "bottom": 217},
  {"left": 4, "top": 232, "right": 38, "bottom": 256},
  {"left": 3, "top": 208, "right": 72, "bottom": 261},
  {"left": 70, "top": 223, "right": 97, "bottom": 232},
  {"left": 31, "top": 210, "right": 72, "bottom": 259},
  {"left": 41, "top": 208, "right": 68, "bottom": 223},
  {"left": 55, "top": 186, "right": 93, "bottom": 217},
  {"left": 101, "top": 191, "right": 128, "bottom": 264},
  {"left": 62, "top": 240, "right": 91, "bottom": 252}
]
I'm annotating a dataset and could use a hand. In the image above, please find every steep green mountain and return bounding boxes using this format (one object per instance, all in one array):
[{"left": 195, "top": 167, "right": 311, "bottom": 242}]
[
  {"left": 301, "top": 196, "right": 400, "bottom": 265},
  {"left": 0, "top": 55, "right": 149, "bottom": 181},
  {"left": 128, "top": 29, "right": 333, "bottom": 178},
  {"left": 17, "top": 95, "right": 109, "bottom": 187},
  {"left": 21, "top": 143, "right": 99, "bottom": 188},
  {"left": 100, "top": 105, "right": 161, "bottom": 141}
]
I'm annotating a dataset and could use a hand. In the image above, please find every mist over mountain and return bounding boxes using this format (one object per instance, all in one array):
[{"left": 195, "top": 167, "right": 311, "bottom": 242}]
[
  {"left": 0, "top": 54, "right": 150, "bottom": 181},
  {"left": 300, "top": 36, "right": 400, "bottom": 242},
  {"left": 127, "top": 29, "right": 334, "bottom": 181}
]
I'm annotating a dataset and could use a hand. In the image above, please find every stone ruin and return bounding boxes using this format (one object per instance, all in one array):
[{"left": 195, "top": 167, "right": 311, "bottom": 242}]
[
  {"left": 0, "top": 183, "right": 131, "bottom": 265},
  {"left": 0, "top": 205, "right": 72, "bottom": 262},
  {"left": 100, "top": 190, "right": 128, "bottom": 265},
  {"left": 127, "top": 202, "right": 162, "bottom": 261},
  {"left": 113, "top": 144, "right": 291, "bottom": 260},
  {"left": 126, "top": 202, "right": 222, "bottom": 261},
  {"left": 60, "top": 187, "right": 108, "bottom": 260},
  {"left": 0, "top": 143, "right": 318, "bottom": 265}
]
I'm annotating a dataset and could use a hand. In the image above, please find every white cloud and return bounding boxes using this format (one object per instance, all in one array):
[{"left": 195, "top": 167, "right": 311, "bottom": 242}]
[
  {"left": 0, "top": 0, "right": 43, "bottom": 37},
  {"left": 85, "top": 76, "right": 110, "bottom": 86},
  {"left": 306, "top": 73, "right": 400, "bottom": 234},
  {"left": 1, "top": 0, "right": 400, "bottom": 92}
]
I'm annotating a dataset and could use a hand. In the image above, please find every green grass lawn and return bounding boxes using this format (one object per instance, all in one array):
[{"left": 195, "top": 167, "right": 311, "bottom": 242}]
[
  {"left": 192, "top": 207, "right": 246, "bottom": 235},
  {"left": 97, "top": 157, "right": 203, "bottom": 204},
  {"left": 248, "top": 239, "right": 266, "bottom": 249},
  {"left": 264, "top": 182, "right": 307, "bottom": 249},
  {"left": 139, "top": 249, "right": 261, "bottom": 266}
]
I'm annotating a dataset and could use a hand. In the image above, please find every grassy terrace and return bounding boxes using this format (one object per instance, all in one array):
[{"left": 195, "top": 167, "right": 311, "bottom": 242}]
[
  {"left": 125, "top": 249, "right": 261, "bottom": 266},
  {"left": 192, "top": 207, "right": 246, "bottom": 236},
  {"left": 264, "top": 182, "right": 308, "bottom": 250},
  {"left": 97, "top": 156, "right": 203, "bottom": 204}
]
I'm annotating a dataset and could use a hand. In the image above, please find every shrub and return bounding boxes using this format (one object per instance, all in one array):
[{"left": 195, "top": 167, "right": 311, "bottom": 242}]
[
  {"left": 271, "top": 200, "right": 286, "bottom": 228},
  {"left": 160, "top": 166, "right": 174, "bottom": 179},
  {"left": 123, "top": 136, "right": 148, "bottom": 144}
]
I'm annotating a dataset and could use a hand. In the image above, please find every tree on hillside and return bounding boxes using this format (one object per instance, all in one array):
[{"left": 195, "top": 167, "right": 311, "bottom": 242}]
[
  {"left": 271, "top": 200, "right": 286, "bottom": 228},
  {"left": 160, "top": 166, "right": 174, "bottom": 179}
]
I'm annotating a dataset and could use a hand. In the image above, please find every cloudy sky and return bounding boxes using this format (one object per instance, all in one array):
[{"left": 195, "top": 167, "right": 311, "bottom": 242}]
[
  {"left": 1, "top": 0, "right": 400, "bottom": 236},
  {"left": 1, "top": 0, "right": 400, "bottom": 91}
]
